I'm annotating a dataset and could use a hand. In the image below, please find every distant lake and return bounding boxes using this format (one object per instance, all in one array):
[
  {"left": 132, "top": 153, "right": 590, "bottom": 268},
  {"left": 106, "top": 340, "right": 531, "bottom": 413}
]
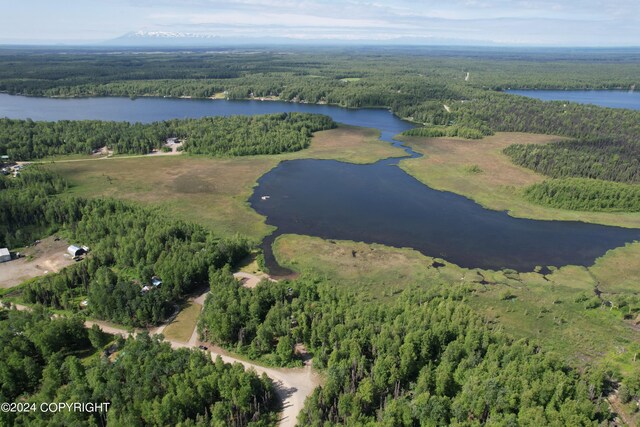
[
  {"left": 506, "top": 89, "right": 640, "bottom": 110},
  {"left": 1, "top": 93, "right": 639, "bottom": 273}
]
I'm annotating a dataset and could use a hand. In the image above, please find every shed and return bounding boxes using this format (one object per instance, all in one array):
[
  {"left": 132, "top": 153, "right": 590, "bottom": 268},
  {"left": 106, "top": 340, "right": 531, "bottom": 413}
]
[
  {"left": 67, "top": 245, "right": 86, "bottom": 257},
  {"left": 151, "top": 276, "right": 163, "bottom": 287},
  {"left": 0, "top": 248, "right": 10, "bottom": 263}
]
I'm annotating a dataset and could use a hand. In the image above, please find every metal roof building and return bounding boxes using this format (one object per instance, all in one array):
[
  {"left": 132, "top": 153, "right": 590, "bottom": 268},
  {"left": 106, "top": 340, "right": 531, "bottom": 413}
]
[
  {"left": 0, "top": 248, "right": 10, "bottom": 263},
  {"left": 67, "top": 245, "right": 85, "bottom": 257}
]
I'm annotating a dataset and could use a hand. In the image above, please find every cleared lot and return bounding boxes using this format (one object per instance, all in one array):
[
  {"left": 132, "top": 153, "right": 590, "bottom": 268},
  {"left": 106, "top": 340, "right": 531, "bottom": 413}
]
[{"left": 0, "top": 236, "right": 75, "bottom": 288}]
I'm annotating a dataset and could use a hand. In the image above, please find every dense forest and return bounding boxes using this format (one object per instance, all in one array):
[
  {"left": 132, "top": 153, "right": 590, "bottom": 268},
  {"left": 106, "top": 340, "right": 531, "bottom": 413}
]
[
  {"left": 0, "top": 309, "right": 277, "bottom": 426},
  {"left": 504, "top": 139, "right": 640, "bottom": 184},
  {"left": 199, "top": 271, "right": 612, "bottom": 426},
  {"left": 523, "top": 178, "right": 640, "bottom": 212},
  {"left": 453, "top": 92, "right": 640, "bottom": 143},
  {"left": 0, "top": 48, "right": 638, "bottom": 96},
  {"left": 1, "top": 167, "right": 250, "bottom": 326},
  {"left": 175, "top": 113, "right": 335, "bottom": 156},
  {"left": 502, "top": 136, "right": 640, "bottom": 212},
  {"left": 401, "top": 125, "right": 488, "bottom": 140},
  {"left": 0, "top": 113, "right": 335, "bottom": 160}
]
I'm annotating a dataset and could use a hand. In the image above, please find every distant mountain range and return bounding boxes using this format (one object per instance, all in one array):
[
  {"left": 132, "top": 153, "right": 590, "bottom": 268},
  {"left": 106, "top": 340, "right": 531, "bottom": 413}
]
[{"left": 107, "top": 31, "right": 500, "bottom": 47}]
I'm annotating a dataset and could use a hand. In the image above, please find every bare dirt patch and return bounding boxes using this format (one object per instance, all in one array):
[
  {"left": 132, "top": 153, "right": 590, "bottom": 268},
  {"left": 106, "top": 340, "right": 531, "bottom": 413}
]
[{"left": 0, "top": 236, "right": 75, "bottom": 288}]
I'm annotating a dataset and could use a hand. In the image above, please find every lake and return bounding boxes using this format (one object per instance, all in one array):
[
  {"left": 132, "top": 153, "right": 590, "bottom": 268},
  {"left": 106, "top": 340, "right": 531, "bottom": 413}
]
[
  {"left": 1, "top": 93, "right": 639, "bottom": 272},
  {"left": 506, "top": 89, "right": 640, "bottom": 110}
]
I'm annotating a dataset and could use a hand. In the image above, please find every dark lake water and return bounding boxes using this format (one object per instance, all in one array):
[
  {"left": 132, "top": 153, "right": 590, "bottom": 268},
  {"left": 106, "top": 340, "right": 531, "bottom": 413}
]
[
  {"left": 1, "top": 93, "right": 639, "bottom": 272},
  {"left": 506, "top": 90, "right": 640, "bottom": 110},
  {"left": 250, "top": 160, "right": 640, "bottom": 273}
]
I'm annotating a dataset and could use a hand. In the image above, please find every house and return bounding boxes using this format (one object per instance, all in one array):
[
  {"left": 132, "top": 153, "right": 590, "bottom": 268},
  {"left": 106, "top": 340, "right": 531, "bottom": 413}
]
[
  {"left": 151, "top": 276, "right": 162, "bottom": 287},
  {"left": 0, "top": 248, "right": 10, "bottom": 263},
  {"left": 67, "top": 245, "right": 86, "bottom": 257}
]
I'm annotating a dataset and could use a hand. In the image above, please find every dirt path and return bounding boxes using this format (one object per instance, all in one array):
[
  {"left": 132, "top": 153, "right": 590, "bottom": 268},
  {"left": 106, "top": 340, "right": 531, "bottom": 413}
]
[
  {"left": 5, "top": 299, "right": 320, "bottom": 427},
  {"left": 607, "top": 389, "right": 638, "bottom": 427},
  {"left": 233, "top": 271, "right": 276, "bottom": 288},
  {"left": 25, "top": 150, "right": 183, "bottom": 165},
  {"left": 443, "top": 104, "right": 451, "bottom": 113},
  {"left": 465, "top": 71, "right": 470, "bottom": 81}
]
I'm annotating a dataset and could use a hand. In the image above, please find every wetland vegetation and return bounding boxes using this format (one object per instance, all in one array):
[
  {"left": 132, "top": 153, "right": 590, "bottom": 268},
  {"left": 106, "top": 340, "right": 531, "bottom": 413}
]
[{"left": 2, "top": 46, "right": 640, "bottom": 425}]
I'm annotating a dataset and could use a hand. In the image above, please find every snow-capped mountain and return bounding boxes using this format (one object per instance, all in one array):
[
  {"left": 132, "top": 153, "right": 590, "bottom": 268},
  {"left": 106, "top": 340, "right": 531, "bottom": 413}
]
[
  {"left": 126, "top": 31, "right": 219, "bottom": 39},
  {"left": 107, "top": 31, "right": 499, "bottom": 47}
]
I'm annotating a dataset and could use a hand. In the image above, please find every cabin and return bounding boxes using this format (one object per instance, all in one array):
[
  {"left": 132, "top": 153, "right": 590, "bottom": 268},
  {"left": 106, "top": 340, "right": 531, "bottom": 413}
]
[
  {"left": 0, "top": 248, "right": 10, "bottom": 263},
  {"left": 67, "top": 245, "right": 86, "bottom": 257}
]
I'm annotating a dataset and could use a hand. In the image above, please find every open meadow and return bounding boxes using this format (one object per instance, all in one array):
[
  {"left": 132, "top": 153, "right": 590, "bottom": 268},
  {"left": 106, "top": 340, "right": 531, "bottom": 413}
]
[{"left": 47, "top": 125, "right": 405, "bottom": 241}]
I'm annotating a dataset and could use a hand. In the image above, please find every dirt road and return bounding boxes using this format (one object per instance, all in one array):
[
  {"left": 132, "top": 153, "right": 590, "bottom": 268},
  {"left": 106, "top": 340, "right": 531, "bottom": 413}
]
[{"left": 6, "top": 301, "right": 320, "bottom": 427}]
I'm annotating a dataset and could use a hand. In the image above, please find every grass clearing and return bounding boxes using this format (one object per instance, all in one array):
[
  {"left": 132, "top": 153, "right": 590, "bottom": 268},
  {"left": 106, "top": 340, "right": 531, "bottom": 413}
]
[
  {"left": 398, "top": 132, "right": 640, "bottom": 228},
  {"left": 47, "top": 125, "right": 405, "bottom": 241},
  {"left": 274, "top": 234, "right": 640, "bottom": 373},
  {"left": 590, "top": 242, "right": 640, "bottom": 294},
  {"left": 273, "top": 234, "right": 446, "bottom": 297},
  {"left": 162, "top": 302, "right": 202, "bottom": 342}
]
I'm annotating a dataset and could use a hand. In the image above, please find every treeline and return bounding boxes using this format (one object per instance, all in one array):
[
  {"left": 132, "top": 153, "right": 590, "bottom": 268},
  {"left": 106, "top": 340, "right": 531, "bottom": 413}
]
[
  {"left": 0, "top": 118, "right": 167, "bottom": 158},
  {"left": 20, "top": 199, "right": 250, "bottom": 326},
  {"left": 0, "top": 113, "right": 335, "bottom": 160},
  {"left": 0, "top": 167, "right": 75, "bottom": 247},
  {"left": 1, "top": 168, "right": 250, "bottom": 326},
  {"left": 1, "top": 48, "right": 638, "bottom": 97},
  {"left": 523, "top": 178, "right": 640, "bottom": 212},
  {"left": 199, "top": 271, "right": 611, "bottom": 425},
  {"left": 402, "top": 125, "right": 489, "bottom": 139},
  {"left": 455, "top": 92, "right": 640, "bottom": 143},
  {"left": 177, "top": 113, "right": 335, "bottom": 156},
  {"left": 504, "top": 139, "right": 640, "bottom": 184},
  {"left": 198, "top": 268, "right": 302, "bottom": 366},
  {"left": 0, "top": 309, "right": 277, "bottom": 427}
]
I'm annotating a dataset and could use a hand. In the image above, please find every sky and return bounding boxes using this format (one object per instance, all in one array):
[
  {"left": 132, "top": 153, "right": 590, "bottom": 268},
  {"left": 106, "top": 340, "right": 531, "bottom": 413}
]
[{"left": 0, "top": 0, "right": 639, "bottom": 46}]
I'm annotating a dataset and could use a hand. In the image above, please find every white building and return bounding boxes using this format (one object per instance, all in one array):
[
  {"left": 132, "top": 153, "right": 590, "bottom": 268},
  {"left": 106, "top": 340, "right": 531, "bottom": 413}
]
[
  {"left": 0, "top": 248, "right": 10, "bottom": 263},
  {"left": 67, "top": 245, "right": 86, "bottom": 257}
]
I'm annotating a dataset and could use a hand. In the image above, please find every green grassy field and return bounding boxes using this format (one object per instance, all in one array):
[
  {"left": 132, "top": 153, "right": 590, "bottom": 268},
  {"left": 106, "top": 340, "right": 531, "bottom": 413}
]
[
  {"left": 47, "top": 125, "right": 405, "bottom": 241},
  {"left": 274, "top": 234, "right": 640, "bottom": 373},
  {"left": 163, "top": 302, "right": 202, "bottom": 342},
  {"left": 398, "top": 132, "right": 640, "bottom": 229}
]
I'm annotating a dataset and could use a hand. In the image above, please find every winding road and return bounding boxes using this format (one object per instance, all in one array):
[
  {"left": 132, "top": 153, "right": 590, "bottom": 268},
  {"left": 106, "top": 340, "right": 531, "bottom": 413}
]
[{"left": 4, "top": 277, "right": 321, "bottom": 427}]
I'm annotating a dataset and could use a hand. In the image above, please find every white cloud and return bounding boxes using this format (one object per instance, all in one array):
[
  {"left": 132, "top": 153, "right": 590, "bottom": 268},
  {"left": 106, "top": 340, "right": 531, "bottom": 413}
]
[{"left": 0, "top": 0, "right": 639, "bottom": 45}]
